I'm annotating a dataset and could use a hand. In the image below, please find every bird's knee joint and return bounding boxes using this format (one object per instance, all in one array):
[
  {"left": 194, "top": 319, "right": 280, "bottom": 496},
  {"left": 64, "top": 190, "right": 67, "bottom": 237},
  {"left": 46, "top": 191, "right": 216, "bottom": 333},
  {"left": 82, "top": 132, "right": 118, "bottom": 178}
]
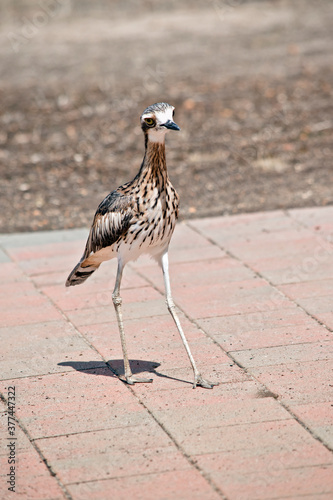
[
  {"left": 112, "top": 294, "right": 122, "bottom": 306},
  {"left": 166, "top": 297, "right": 175, "bottom": 311}
]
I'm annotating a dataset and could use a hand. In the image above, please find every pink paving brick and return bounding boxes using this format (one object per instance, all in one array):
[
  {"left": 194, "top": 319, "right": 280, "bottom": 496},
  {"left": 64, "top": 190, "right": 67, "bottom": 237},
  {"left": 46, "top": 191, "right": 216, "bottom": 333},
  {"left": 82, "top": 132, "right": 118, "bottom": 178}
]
[
  {"left": 0, "top": 368, "right": 139, "bottom": 439},
  {"left": 17, "top": 254, "right": 80, "bottom": 277},
  {"left": 1, "top": 208, "right": 333, "bottom": 499},
  {"left": 31, "top": 258, "right": 146, "bottom": 288},
  {"left": 7, "top": 239, "right": 84, "bottom": 262},
  {"left": 1, "top": 287, "right": 41, "bottom": 306},
  {"left": 78, "top": 313, "right": 206, "bottom": 360},
  {"left": 5, "top": 451, "right": 67, "bottom": 499},
  {"left": 36, "top": 429, "right": 190, "bottom": 485},
  {"left": 219, "top": 324, "right": 330, "bottom": 352},
  {"left": 129, "top": 362, "right": 250, "bottom": 395},
  {"left": 0, "top": 320, "right": 104, "bottom": 380},
  {"left": 0, "top": 424, "right": 66, "bottom": 499},
  {"left": 134, "top": 256, "right": 256, "bottom": 291},
  {"left": 0, "top": 414, "right": 32, "bottom": 456},
  {"left": 44, "top": 281, "right": 156, "bottom": 312},
  {"left": 230, "top": 340, "right": 333, "bottom": 367},
  {"left": 43, "top": 262, "right": 147, "bottom": 297},
  {"left": 249, "top": 255, "right": 333, "bottom": 285},
  {"left": 0, "top": 262, "right": 27, "bottom": 282},
  {"left": 314, "top": 311, "right": 333, "bottom": 330},
  {"left": 0, "top": 292, "right": 63, "bottom": 327},
  {"left": 207, "top": 465, "right": 333, "bottom": 500},
  {"left": 153, "top": 397, "right": 290, "bottom": 436},
  {"left": 198, "top": 312, "right": 331, "bottom": 351},
  {"left": 0, "top": 280, "right": 35, "bottom": 299},
  {"left": 289, "top": 401, "right": 333, "bottom": 427},
  {"left": 288, "top": 400, "right": 333, "bottom": 449},
  {"left": 279, "top": 278, "right": 333, "bottom": 300},
  {"left": 137, "top": 380, "right": 263, "bottom": 412},
  {"left": 190, "top": 210, "right": 299, "bottom": 246},
  {"left": 162, "top": 418, "right": 319, "bottom": 456},
  {"left": 31, "top": 270, "right": 73, "bottom": 287},
  {"left": 129, "top": 337, "right": 227, "bottom": 371},
  {"left": 291, "top": 298, "right": 333, "bottom": 330},
  {"left": 289, "top": 206, "right": 333, "bottom": 236},
  {"left": 67, "top": 469, "right": 221, "bottom": 500},
  {"left": 65, "top": 290, "right": 167, "bottom": 327},
  {"left": 106, "top": 339, "right": 229, "bottom": 380},
  {"left": 195, "top": 440, "right": 333, "bottom": 478},
  {"left": 67, "top": 300, "right": 168, "bottom": 328},
  {"left": 250, "top": 359, "right": 333, "bottom": 404},
  {"left": 226, "top": 228, "right": 320, "bottom": 261},
  {"left": 198, "top": 306, "right": 316, "bottom": 335},
  {"left": 295, "top": 294, "right": 332, "bottom": 315},
  {"left": 278, "top": 495, "right": 333, "bottom": 500},
  {"left": 168, "top": 243, "right": 225, "bottom": 263},
  {"left": 172, "top": 278, "right": 294, "bottom": 319},
  {"left": 165, "top": 221, "right": 215, "bottom": 250}
]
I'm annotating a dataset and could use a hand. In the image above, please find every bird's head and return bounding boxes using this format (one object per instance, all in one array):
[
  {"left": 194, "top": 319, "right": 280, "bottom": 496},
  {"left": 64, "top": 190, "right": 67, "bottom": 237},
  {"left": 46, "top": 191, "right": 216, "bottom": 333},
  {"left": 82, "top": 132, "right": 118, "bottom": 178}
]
[{"left": 140, "top": 102, "right": 180, "bottom": 144}]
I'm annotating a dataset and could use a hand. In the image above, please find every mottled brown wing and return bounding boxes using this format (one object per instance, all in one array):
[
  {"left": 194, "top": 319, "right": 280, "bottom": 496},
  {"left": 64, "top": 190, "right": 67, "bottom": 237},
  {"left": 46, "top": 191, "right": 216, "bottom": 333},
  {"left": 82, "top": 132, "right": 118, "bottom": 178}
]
[{"left": 83, "top": 190, "right": 136, "bottom": 258}]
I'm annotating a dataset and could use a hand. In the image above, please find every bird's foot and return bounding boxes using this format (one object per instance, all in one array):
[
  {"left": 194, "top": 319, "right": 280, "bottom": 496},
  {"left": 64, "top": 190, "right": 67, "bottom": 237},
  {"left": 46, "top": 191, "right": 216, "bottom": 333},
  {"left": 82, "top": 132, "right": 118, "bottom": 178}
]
[
  {"left": 193, "top": 374, "right": 218, "bottom": 389},
  {"left": 120, "top": 375, "right": 153, "bottom": 385}
]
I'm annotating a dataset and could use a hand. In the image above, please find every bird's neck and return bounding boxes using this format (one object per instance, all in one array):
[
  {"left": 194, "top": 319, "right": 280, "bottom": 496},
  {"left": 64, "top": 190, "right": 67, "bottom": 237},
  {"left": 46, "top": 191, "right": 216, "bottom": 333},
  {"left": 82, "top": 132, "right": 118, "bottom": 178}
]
[{"left": 139, "top": 138, "right": 167, "bottom": 180}]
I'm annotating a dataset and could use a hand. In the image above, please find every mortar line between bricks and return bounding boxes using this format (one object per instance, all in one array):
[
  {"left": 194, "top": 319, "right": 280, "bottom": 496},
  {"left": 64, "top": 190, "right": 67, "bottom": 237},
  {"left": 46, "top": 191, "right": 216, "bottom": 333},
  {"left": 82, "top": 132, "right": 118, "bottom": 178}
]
[
  {"left": 0, "top": 243, "right": 104, "bottom": 373},
  {"left": 127, "top": 261, "right": 265, "bottom": 499},
  {"left": 19, "top": 253, "right": 227, "bottom": 495},
  {"left": 278, "top": 401, "right": 333, "bottom": 454},
  {"left": 126, "top": 262, "right": 243, "bottom": 371},
  {"left": 121, "top": 383, "right": 229, "bottom": 500},
  {"left": 17, "top": 257, "right": 123, "bottom": 378},
  {"left": 186, "top": 219, "right": 333, "bottom": 335},
  {"left": 128, "top": 237, "right": 269, "bottom": 390},
  {"left": 32, "top": 414, "right": 294, "bottom": 443},
  {"left": 203, "top": 338, "right": 333, "bottom": 454},
  {"left": 4, "top": 226, "right": 331, "bottom": 494},
  {"left": 1, "top": 254, "right": 205, "bottom": 497},
  {"left": 0, "top": 243, "right": 99, "bottom": 498},
  {"left": 255, "top": 488, "right": 333, "bottom": 500},
  {"left": 0, "top": 365, "right": 108, "bottom": 382},
  {"left": 0, "top": 249, "right": 157, "bottom": 496},
  {"left": 36, "top": 282, "right": 152, "bottom": 394},
  {"left": 186, "top": 220, "right": 333, "bottom": 455},
  {"left": 61, "top": 286, "right": 228, "bottom": 498},
  {"left": 227, "top": 338, "right": 333, "bottom": 354},
  {"left": 62, "top": 462, "right": 333, "bottom": 491},
  {"left": 2, "top": 254, "right": 217, "bottom": 497},
  {"left": 62, "top": 466, "right": 197, "bottom": 487},
  {"left": 0, "top": 391, "right": 73, "bottom": 500},
  {"left": 284, "top": 208, "right": 333, "bottom": 334},
  {"left": 115, "top": 262, "right": 229, "bottom": 497},
  {"left": 285, "top": 208, "right": 329, "bottom": 235}
]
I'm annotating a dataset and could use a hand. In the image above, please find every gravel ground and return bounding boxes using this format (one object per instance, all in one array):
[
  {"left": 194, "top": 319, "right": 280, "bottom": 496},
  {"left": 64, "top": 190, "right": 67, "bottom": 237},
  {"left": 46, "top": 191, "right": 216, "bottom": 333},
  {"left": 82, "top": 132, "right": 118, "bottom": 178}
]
[{"left": 0, "top": 0, "right": 332, "bottom": 233}]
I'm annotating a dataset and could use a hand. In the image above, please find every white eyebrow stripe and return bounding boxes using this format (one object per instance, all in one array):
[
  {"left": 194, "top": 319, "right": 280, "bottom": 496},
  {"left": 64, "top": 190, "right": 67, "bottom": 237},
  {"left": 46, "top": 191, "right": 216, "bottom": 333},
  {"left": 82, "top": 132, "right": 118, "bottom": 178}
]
[{"left": 154, "top": 109, "right": 174, "bottom": 124}]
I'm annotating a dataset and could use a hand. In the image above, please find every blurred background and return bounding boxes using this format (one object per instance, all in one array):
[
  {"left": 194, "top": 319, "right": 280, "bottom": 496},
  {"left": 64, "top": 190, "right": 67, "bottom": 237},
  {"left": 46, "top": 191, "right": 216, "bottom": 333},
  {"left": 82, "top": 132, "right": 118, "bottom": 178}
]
[{"left": 0, "top": 0, "right": 332, "bottom": 233}]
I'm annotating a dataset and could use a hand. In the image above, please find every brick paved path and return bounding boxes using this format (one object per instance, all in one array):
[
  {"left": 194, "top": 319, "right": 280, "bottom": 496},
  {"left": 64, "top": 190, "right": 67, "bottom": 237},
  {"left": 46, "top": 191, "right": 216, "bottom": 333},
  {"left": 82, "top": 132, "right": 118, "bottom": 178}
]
[{"left": 1, "top": 207, "right": 332, "bottom": 499}]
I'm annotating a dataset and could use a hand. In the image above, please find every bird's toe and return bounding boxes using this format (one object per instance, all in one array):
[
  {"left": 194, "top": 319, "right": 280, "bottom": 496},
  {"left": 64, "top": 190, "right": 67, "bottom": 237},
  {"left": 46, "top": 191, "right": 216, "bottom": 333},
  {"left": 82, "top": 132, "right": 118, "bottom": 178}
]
[
  {"left": 193, "top": 375, "right": 218, "bottom": 389},
  {"left": 121, "top": 375, "right": 153, "bottom": 385}
]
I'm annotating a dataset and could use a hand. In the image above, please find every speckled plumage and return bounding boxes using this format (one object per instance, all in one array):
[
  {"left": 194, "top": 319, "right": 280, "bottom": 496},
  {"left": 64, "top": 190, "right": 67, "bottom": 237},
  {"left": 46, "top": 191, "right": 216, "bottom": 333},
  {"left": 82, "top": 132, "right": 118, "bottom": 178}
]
[
  {"left": 66, "top": 103, "right": 217, "bottom": 389},
  {"left": 66, "top": 107, "right": 179, "bottom": 286}
]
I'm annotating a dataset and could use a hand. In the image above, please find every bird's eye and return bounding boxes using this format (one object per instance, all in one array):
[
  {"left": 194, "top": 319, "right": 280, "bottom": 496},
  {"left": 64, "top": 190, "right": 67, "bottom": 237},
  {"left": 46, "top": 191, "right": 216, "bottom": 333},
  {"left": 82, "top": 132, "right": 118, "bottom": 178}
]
[{"left": 145, "top": 118, "right": 155, "bottom": 127}]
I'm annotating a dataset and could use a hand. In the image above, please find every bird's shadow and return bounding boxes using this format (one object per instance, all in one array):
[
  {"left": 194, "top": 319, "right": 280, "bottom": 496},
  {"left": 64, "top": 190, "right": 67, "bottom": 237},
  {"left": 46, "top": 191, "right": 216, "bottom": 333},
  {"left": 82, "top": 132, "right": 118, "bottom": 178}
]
[{"left": 58, "top": 359, "right": 192, "bottom": 385}]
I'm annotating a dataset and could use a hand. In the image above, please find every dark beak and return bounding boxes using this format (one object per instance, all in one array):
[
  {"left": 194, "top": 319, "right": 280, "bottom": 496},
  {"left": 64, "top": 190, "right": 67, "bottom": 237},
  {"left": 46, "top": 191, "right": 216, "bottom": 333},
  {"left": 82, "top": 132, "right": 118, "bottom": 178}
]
[{"left": 161, "top": 120, "right": 180, "bottom": 131}]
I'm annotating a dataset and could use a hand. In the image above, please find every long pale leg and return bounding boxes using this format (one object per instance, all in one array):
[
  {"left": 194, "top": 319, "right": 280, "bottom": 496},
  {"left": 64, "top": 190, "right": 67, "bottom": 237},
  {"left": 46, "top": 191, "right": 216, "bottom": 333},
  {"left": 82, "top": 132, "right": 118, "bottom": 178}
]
[
  {"left": 160, "top": 252, "right": 218, "bottom": 389},
  {"left": 112, "top": 259, "right": 153, "bottom": 385}
]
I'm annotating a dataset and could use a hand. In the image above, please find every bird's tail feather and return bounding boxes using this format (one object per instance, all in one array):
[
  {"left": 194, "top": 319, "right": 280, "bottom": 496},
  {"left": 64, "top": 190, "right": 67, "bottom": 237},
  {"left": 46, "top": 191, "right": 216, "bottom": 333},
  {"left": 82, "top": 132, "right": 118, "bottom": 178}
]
[{"left": 66, "top": 261, "right": 99, "bottom": 287}]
